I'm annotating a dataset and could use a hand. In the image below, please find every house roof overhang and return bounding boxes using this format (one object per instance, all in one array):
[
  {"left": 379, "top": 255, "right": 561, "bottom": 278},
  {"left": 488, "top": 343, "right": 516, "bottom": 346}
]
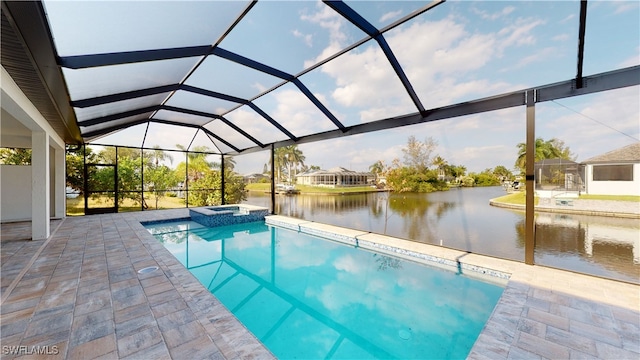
[
  {"left": 582, "top": 143, "right": 640, "bottom": 164},
  {"left": 1, "top": 1, "right": 82, "bottom": 144}
]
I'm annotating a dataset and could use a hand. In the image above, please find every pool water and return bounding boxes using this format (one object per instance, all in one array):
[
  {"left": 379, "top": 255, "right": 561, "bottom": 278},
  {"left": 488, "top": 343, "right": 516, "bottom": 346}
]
[{"left": 146, "top": 220, "right": 504, "bottom": 359}]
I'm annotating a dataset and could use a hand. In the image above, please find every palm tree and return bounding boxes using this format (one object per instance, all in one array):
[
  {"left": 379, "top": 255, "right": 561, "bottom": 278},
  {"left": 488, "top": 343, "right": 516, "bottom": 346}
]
[
  {"left": 175, "top": 144, "right": 215, "bottom": 182},
  {"left": 446, "top": 164, "right": 467, "bottom": 184},
  {"left": 284, "top": 145, "right": 306, "bottom": 183},
  {"left": 369, "top": 160, "right": 385, "bottom": 176},
  {"left": 149, "top": 146, "right": 173, "bottom": 167},
  {"left": 431, "top": 155, "right": 448, "bottom": 180},
  {"left": 369, "top": 160, "right": 386, "bottom": 186},
  {"left": 222, "top": 155, "right": 236, "bottom": 172},
  {"left": 147, "top": 147, "right": 174, "bottom": 191},
  {"left": 269, "top": 147, "right": 288, "bottom": 183},
  {"left": 492, "top": 165, "right": 513, "bottom": 182},
  {"left": 515, "top": 138, "right": 565, "bottom": 174}
]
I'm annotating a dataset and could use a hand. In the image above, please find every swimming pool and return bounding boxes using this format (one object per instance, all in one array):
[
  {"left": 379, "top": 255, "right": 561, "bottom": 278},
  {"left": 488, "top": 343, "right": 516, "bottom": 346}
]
[{"left": 146, "top": 220, "right": 504, "bottom": 359}]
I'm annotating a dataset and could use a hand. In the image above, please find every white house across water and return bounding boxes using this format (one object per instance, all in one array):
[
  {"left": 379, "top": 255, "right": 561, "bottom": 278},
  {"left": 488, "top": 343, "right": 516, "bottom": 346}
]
[
  {"left": 582, "top": 142, "right": 640, "bottom": 196},
  {"left": 296, "top": 167, "right": 374, "bottom": 188}
]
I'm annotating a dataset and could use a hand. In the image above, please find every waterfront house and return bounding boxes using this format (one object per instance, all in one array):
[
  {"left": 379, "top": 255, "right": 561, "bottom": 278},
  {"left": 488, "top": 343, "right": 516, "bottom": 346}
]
[
  {"left": 296, "top": 167, "right": 374, "bottom": 188},
  {"left": 243, "top": 173, "right": 269, "bottom": 184},
  {"left": 534, "top": 158, "right": 584, "bottom": 198},
  {"left": 582, "top": 142, "right": 640, "bottom": 196}
]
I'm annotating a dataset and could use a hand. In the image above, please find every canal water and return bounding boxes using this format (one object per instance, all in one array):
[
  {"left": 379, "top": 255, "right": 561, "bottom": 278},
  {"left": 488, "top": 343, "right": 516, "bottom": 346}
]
[{"left": 243, "top": 186, "right": 639, "bottom": 283}]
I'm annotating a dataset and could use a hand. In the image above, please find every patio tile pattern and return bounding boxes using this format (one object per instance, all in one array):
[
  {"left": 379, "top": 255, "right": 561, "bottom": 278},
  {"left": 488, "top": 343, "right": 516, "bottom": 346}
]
[
  {"left": 1, "top": 210, "right": 638, "bottom": 359},
  {"left": 1, "top": 211, "right": 272, "bottom": 360},
  {"left": 467, "top": 261, "right": 639, "bottom": 359}
]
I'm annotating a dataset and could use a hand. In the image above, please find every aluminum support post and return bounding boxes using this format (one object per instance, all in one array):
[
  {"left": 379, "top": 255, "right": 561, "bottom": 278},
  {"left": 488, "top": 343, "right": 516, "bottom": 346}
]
[{"left": 525, "top": 91, "right": 536, "bottom": 265}]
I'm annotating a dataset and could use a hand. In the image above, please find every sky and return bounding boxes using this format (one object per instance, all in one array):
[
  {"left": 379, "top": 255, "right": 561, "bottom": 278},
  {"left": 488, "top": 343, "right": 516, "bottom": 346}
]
[{"left": 43, "top": 0, "right": 640, "bottom": 175}]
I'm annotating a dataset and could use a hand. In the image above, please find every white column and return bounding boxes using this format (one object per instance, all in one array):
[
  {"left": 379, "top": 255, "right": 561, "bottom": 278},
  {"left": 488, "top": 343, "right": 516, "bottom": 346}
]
[
  {"left": 32, "top": 132, "right": 50, "bottom": 240},
  {"left": 54, "top": 145, "right": 66, "bottom": 218}
]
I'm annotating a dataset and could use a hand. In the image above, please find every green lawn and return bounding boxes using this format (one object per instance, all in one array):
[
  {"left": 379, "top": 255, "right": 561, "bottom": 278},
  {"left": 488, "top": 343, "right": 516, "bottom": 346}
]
[
  {"left": 492, "top": 192, "right": 640, "bottom": 206},
  {"left": 577, "top": 194, "right": 640, "bottom": 202},
  {"left": 66, "top": 195, "right": 186, "bottom": 215},
  {"left": 246, "top": 183, "right": 379, "bottom": 194},
  {"left": 491, "top": 192, "right": 539, "bottom": 206},
  {"left": 245, "top": 183, "right": 271, "bottom": 192}
]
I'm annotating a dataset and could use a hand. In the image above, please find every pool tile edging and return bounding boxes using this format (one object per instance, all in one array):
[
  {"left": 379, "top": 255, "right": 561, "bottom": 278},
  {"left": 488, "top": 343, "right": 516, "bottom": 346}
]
[
  {"left": 190, "top": 205, "right": 269, "bottom": 228},
  {"left": 298, "top": 226, "right": 368, "bottom": 247},
  {"left": 265, "top": 217, "right": 312, "bottom": 232},
  {"left": 265, "top": 215, "right": 511, "bottom": 283},
  {"left": 139, "top": 216, "right": 192, "bottom": 226}
]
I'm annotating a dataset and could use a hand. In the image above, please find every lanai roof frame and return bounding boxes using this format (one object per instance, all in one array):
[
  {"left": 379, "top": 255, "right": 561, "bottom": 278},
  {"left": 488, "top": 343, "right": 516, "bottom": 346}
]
[{"left": 2, "top": 0, "right": 638, "bottom": 156}]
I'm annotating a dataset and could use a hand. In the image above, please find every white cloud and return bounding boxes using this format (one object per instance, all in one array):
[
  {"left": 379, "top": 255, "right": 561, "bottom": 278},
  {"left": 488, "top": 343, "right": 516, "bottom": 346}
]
[
  {"left": 251, "top": 82, "right": 269, "bottom": 93},
  {"left": 233, "top": 5, "right": 635, "bottom": 176},
  {"left": 450, "top": 145, "right": 513, "bottom": 171},
  {"left": 380, "top": 10, "right": 403, "bottom": 24},
  {"left": 225, "top": 233, "right": 271, "bottom": 251},
  {"left": 267, "top": 88, "right": 337, "bottom": 136},
  {"left": 206, "top": 119, "right": 257, "bottom": 150},
  {"left": 316, "top": 16, "right": 497, "bottom": 118},
  {"left": 296, "top": 6, "right": 551, "bottom": 129},
  {"left": 300, "top": 2, "right": 352, "bottom": 69},
  {"left": 539, "top": 86, "right": 640, "bottom": 161},
  {"left": 500, "top": 46, "right": 558, "bottom": 72},
  {"left": 315, "top": 13, "right": 545, "bottom": 117},
  {"left": 559, "top": 14, "right": 575, "bottom": 23},
  {"left": 300, "top": 1, "right": 348, "bottom": 47},
  {"left": 390, "top": 18, "right": 496, "bottom": 78},
  {"left": 326, "top": 45, "right": 407, "bottom": 109},
  {"left": 418, "top": 78, "right": 514, "bottom": 107},
  {"left": 145, "top": 124, "right": 199, "bottom": 150},
  {"left": 293, "top": 29, "right": 313, "bottom": 47},
  {"left": 471, "top": 6, "right": 515, "bottom": 21},
  {"left": 276, "top": 235, "right": 331, "bottom": 269},
  {"left": 297, "top": 135, "right": 404, "bottom": 171},
  {"left": 358, "top": 103, "right": 414, "bottom": 123},
  {"left": 343, "top": 144, "right": 404, "bottom": 171},
  {"left": 225, "top": 107, "right": 288, "bottom": 144},
  {"left": 451, "top": 116, "right": 480, "bottom": 131},
  {"left": 613, "top": 1, "right": 640, "bottom": 14},
  {"left": 334, "top": 254, "right": 363, "bottom": 273},
  {"left": 497, "top": 17, "right": 545, "bottom": 49}
]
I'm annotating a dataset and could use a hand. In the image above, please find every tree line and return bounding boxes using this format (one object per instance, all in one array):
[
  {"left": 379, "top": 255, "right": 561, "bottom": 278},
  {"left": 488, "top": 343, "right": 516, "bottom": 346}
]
[
  {"left": 1, "top": 134, "right": 574, "bottom": 201},
  {"left": 367, "top": 136, "right": 514, "bottom": 193},
  {"left": 366, "top": 135, "right": 574, "bottom": 193},
  {"left": 64, "top": 145, "right": 246, "bottom": 209},
  {"left": 253, "top": 144, "right": 324, "bottom": 184}
]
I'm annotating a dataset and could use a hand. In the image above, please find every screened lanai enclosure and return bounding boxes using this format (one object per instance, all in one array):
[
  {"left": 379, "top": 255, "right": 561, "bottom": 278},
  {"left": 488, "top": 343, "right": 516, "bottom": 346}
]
[
  {"left": 1, "top": 0, "right": 639, "bottom": 275},
  {"left": 534, "top": 159, "right": 584, "bottom": 193}
]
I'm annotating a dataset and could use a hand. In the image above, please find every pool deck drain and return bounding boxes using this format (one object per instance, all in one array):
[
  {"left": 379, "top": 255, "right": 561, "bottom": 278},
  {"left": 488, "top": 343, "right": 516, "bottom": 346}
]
[
  {"left": 1, "top": 209, "right": 638, "bottom": 359},
  {"left": 137, "top": 266, "right": 159, "bottom": 274}
]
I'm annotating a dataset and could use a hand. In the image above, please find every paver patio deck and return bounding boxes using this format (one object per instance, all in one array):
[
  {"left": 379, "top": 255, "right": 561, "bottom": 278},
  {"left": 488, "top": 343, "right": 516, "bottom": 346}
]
[{"left": 1, "top": 209, "right": 638, "bottom": 359}]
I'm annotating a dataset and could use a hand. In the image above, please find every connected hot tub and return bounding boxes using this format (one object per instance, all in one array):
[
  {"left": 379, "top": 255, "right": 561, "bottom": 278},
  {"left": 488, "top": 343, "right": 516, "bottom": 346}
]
[{"left": 189, "top": 204, "right": 269, "bottom": 227}]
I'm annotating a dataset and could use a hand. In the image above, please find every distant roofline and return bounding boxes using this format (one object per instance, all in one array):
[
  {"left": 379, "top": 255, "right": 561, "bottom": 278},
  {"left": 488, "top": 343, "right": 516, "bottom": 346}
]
[
  {"left": 297, "top": 167, "right": 374, "bottom": 176},
  {"left": 582, "top": 142, "right": 640, "bottom": 164}
]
